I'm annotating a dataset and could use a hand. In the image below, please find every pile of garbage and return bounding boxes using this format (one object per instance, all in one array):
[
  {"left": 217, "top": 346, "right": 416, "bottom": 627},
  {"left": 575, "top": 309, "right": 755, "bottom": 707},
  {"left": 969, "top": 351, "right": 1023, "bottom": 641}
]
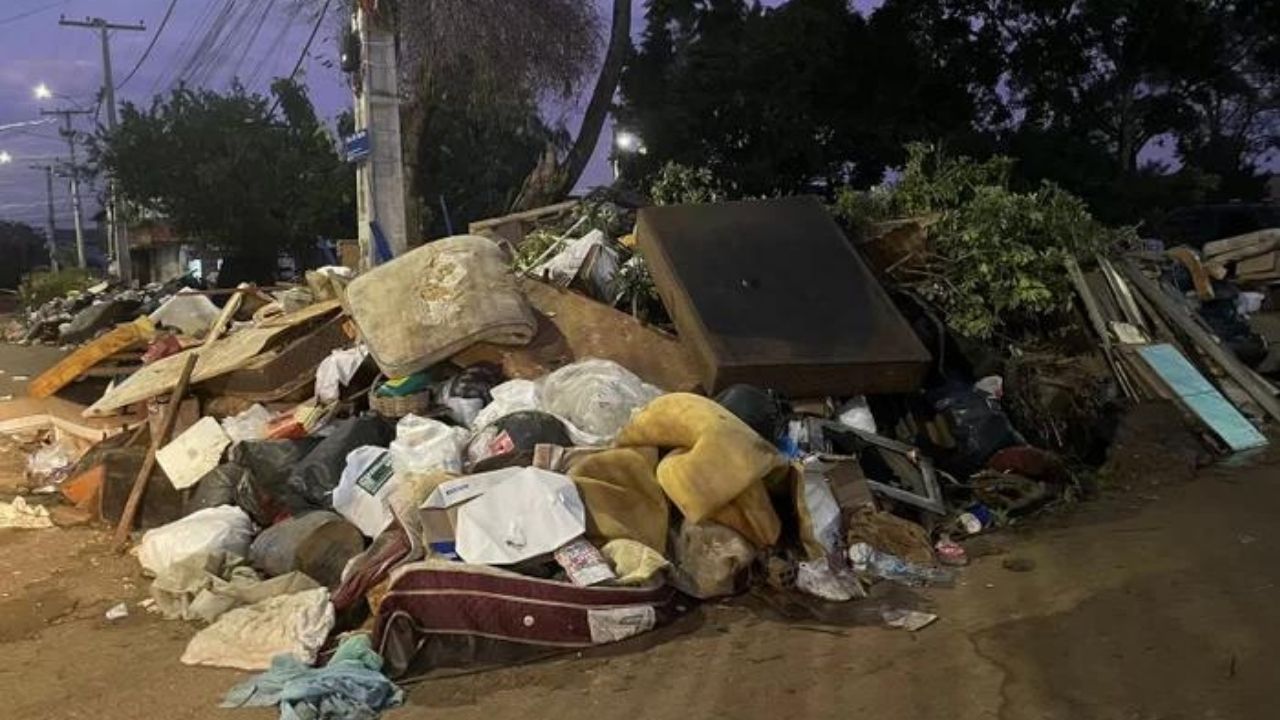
[{"left": 3, "top": 195, "right": 1275, "bottom": 718}]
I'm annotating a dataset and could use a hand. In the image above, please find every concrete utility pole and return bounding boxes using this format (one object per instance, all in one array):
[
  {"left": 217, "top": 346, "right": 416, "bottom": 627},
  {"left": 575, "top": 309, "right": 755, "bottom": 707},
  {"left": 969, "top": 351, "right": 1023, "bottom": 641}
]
[
  {"left": 352, "top": 4, "right": 408, "bottom": 265},
  {"left": 59, "top": 15, "right": 146, "bottom": 284},
  {"left": 40, "top": 108, "right": 91, "bottom": 269},
  {"left": 29, "top": 164, "right": 59, "bottom": 272}
]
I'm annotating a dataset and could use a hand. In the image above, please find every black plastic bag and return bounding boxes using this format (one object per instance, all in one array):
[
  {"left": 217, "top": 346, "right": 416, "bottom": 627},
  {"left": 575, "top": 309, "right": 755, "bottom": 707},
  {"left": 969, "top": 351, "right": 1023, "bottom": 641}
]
[
  {"left": 232, "top": 438, "right": 323, "bottom": 525},
  {"left": 286, "top": 415, "right": 395, "bottom": 510}
]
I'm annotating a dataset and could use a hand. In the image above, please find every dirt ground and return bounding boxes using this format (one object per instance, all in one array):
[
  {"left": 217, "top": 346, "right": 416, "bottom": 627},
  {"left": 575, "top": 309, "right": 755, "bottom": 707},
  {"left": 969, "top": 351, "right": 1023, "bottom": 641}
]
[{"left": 2, "top": 343, "right": 1279, "bottom": 719}]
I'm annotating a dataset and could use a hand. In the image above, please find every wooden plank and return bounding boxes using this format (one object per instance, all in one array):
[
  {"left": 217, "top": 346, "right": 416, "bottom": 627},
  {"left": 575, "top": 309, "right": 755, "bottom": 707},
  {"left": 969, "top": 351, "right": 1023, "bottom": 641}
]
[
  {"left": 453, "top": 282, "right": 704, "bottom": 392},
  {"left": 27, "top": 316, "right": 155, "bottom": 399},
  {"left": 1136, "top": 344, "right": 1267, "bottom": 451},
  {"left": 86, "top": 301, "right": 341, "bottom": 416},
  {"left": 1203, "top": 228, "right": 1280, "bottom": 261},
  {"left": 1122, "top": 258, "right": 1280, "bottom": 424},
  {"left": 113, "top": 353, "right": 198, "bottom": 550},
  {"left": 204, "top": 288, "right": 244, "bottom": 345}
]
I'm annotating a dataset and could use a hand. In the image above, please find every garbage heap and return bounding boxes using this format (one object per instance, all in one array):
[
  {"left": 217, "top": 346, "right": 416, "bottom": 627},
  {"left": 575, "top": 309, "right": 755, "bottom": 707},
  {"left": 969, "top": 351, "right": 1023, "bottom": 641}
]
[{"left": 1, "top": 196, "right": 1271, "bottom": 713}]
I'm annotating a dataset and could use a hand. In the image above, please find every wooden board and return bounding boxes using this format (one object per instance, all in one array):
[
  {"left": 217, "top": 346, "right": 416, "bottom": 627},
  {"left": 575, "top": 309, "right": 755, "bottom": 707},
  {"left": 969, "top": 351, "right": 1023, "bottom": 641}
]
[
  {"left": 28, "top": 316, "right": 155, "bottom": 399},
  {"left": 1136, "top": 344, "right": 1268, "bottom": 452},
  {"left": 452, "top": 281, "right": 704, "bottom": 392},
  {"left": 85, "top": 301, "right": 342, "bottom": 416},
  {"left": 0, "top": 396, "right": 143, "bottom": 441},
  {"left": 1204, "top": 228, "right": 1280, "bottom": 261}
]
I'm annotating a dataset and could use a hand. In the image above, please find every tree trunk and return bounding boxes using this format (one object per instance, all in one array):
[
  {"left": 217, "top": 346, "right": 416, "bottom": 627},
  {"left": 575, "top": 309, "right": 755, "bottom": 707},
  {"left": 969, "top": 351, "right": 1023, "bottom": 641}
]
[{"left": 512, "top": 0, "right": 632, "bottom": 211}]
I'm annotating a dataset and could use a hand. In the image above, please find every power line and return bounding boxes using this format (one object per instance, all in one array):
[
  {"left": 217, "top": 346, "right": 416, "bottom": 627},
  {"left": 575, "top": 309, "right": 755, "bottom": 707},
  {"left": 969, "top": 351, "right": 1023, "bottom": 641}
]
[
  {"left": 284, "top": 0, "right": 331, "bottom": 85},
  {"left": 116, "top": 0, "right": 179, "bottom": 91},
  {"left": 0, "top": 0, "right": 68, "bottom": 27}
]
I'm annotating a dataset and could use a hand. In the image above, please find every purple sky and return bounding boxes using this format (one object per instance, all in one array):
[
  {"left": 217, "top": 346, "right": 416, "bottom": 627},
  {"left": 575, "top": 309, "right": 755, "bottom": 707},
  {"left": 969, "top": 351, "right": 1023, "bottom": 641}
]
[{"left": 0, "top": 0, "right": 883, "bottom": 233}]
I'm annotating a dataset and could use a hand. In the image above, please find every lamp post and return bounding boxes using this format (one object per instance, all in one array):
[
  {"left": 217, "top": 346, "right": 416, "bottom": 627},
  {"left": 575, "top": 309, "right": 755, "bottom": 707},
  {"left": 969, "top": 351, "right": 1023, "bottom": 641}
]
[{"left": 612, "top": 128, "right": 646, "bottom": 181}]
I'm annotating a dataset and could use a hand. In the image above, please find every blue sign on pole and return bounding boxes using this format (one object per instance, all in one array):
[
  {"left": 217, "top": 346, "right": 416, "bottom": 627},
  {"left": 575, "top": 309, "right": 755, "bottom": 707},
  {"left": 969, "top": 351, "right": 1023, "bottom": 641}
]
[{"left": 342, "top": 129, "right": 371, "bottom": 163}]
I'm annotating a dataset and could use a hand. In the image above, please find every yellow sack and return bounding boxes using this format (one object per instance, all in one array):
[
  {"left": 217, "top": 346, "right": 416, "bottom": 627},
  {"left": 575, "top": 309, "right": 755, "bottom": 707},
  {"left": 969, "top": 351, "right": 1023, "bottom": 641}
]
[
  {"left": 616, "top": 393, "right": 785, "bottom": 547},
  {"left": 601, "top": 539, "right": 670, "bottom": 585},
  {"left": 568, "top": 447, "right": 670, "bottom": 553}
]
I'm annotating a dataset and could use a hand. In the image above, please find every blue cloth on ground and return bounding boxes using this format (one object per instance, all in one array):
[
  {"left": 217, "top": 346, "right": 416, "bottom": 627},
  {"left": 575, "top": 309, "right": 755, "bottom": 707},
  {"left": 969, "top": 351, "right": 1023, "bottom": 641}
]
[{"left": 221, "top": 634, "right": 403, "bottom": 720}]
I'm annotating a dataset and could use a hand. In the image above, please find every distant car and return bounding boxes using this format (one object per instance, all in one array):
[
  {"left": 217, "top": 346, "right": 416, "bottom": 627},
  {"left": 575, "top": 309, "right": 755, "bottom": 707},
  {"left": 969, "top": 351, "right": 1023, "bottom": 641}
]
[{"left": 1149, "top": 204, "right": 1280, "bottom": 250}]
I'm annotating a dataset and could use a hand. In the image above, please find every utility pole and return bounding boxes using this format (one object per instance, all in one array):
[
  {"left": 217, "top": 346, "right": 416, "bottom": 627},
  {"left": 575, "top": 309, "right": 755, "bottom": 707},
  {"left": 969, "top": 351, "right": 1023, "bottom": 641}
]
[
  {"left": 29, "top": 164, "right": 59, "bottom": 272},
  {"left": 352, "top": 4, "right": 407, "bottom": 265},
  {"left": 59, "top": 15, "right": 146, "bottom": 284},
  {"left": 41, "top": 108, "right": 91, "bottom": 269}
]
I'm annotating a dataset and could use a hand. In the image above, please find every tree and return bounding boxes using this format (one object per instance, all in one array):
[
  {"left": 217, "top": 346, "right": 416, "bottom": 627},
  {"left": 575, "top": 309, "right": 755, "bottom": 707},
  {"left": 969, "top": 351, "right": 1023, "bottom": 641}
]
[
  {"left": 389, "top": 0, "right": 628, "bottom": 234},
  {"left": 963, "top": 0, "right": 1280, "bottom": 219},
  {"left": 511, "top": 0, "right": 633, "bottom": 210},
  {"left": 0, "top": 220, "right": 49, "bottom": 290},
  {"left": 617, "top": 0, "right": 1003, "bottom": 195},
  {"left": 96, "top": 79, "right": 354, "bottom": 283}
]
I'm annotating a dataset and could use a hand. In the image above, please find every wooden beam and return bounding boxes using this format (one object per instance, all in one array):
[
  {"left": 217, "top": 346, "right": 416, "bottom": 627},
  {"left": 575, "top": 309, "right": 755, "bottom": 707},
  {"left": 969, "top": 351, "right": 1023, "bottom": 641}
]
[
  {"left": 27, "top": 316, "right": 155, "bottom": 399},
  {"left": 1121, "top": 258, "right": 1280, "bottom": 423},
  {"left": 112, "top": 353, "right": 198, "bottom": 551}
]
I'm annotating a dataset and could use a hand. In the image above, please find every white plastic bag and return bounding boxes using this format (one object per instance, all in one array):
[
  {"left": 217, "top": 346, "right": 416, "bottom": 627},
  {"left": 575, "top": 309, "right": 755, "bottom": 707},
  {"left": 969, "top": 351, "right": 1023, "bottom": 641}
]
[
  {"left": 837, "top": 396, "right": 877, "bottom": 434},
  {"left": 454, "top": 467, "right": 586, "bottom": 565},
  {"left": 538, "top": 359, "right": 661, "bottom": 441},
  {"left": 332, "top": 446, "right": 399, "bottom": 538},
  {"left": 315, "top": 346, "right": 369, "bottom": 403},
  {"left": 149, "top": 288, "right": 221, "bottom": 338},
  {"left": 470, "top": 380, "right": 540, "bottom": 432},
  {"left": 220, "top": 404, "right": 273, "bottom": 445},
  {"left": 138, "top": 506, "right": 255, "bottom": 577},
  {"left": 389, "top": 414, "right": 468, "bottom": 477},
  {"left": 800, "top": 456, "right": 843, "bottom": 557}
]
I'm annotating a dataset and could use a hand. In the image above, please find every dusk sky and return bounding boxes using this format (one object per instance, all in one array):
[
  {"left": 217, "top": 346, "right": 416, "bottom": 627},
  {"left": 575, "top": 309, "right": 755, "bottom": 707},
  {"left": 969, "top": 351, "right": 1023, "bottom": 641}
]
[{"left": 0, "top": 0, "right": 883, "bottom": 233}]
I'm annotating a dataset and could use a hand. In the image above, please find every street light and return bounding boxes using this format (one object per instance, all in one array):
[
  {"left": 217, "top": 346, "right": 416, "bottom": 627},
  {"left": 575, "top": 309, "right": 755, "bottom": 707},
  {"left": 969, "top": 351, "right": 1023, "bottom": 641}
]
[
  {"left": 615, "top": 130, "right": 645, "bottom": 154},
  {"left": 34, "top": 83, "right": 53, "bottom": 100},
  {"left": 0, "top": 151, "right": 12, "bottom": 165}
]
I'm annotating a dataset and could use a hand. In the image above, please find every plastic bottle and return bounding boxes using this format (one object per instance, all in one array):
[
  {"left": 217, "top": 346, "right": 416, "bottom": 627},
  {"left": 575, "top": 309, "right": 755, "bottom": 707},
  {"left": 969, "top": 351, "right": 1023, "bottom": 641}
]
[{"left": 848, "top": 542, "right": 956, "bottom": 587}]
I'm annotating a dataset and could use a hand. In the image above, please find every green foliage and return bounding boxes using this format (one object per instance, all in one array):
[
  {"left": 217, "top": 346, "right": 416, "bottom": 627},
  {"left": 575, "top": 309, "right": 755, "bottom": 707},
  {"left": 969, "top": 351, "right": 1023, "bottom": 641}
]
[
  {"left": 96, "top": 80, "right": 353, "bottom": 278},
  {"left": 649, "top": 162, "right": 733, "bottom": 206},
  {"left": 19, "top": 269, "right": 95, "bottom": 309},
  {"left": 837, "top": 145, "right": 1136, "bottom": 341},
  {"left": 622, "top": 0, "right": 1280, "bottom": 224},
  {"left": 0, "top": 220, "right": 50, "bottom": 291}
]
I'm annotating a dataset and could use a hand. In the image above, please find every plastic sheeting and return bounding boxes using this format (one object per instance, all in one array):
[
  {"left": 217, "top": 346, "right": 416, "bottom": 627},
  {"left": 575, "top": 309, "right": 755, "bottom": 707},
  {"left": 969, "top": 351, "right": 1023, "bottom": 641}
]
[{"left": 181, "top": 587, "right": 335, "bottom": 671}]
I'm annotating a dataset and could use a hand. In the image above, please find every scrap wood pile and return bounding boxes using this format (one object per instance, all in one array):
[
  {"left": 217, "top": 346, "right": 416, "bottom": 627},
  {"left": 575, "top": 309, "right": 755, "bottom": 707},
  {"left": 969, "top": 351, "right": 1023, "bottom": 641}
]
[{"left": 1, "top": 192, "right": 1274, "bottom": 716}]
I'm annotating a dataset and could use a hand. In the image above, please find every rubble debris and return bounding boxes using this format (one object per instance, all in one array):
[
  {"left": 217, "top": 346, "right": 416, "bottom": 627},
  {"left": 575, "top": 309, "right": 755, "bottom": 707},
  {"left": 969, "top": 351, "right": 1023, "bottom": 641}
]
[
  {"left": 881, "top": 608, "right": 938, "bottom": 632},
  {"left": 343, "top": 235, "right": 537, "bottom": 378},
  {"left": 0, "top": 497, "right": 54, "bottom": 529},
  {"left": 635, "top": 197, "right": 932, "bottom": 395},
  {"left": 31, "top": 317, "right": 156, "bottom": 399},
  {"left": 87, "top": 301, "right": 341, "bottom": 416},
  {"left": 848, "top": 543, "right": 954, "bottom": 588},
  {"left": 453, "top": 280, "right": 703, "bottom": 392}
]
